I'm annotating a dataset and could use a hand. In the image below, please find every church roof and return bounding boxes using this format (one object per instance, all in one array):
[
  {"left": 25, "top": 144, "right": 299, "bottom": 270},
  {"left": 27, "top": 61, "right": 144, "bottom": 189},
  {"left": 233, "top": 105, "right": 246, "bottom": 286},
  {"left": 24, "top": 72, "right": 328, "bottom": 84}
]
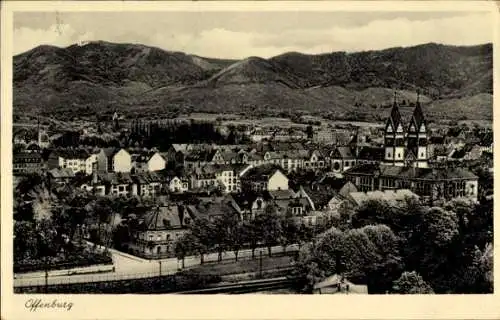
[
  {"left": 345, "top": 163, "right": 478, "bottom": 181},
  {"left": 410, "top": 97, "right": 426, "bottom": 131},
  {"left": 387, "top": 100, "right": 403, "bottom": 131}
]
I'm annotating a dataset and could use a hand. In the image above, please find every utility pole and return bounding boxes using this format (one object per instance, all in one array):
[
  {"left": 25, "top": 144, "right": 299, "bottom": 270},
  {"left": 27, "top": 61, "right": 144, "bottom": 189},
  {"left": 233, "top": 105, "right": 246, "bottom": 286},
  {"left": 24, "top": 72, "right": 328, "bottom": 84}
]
[
  {"left": 259, "top": 250, "right": 263, "bottom": 279},
  {"left": 44, "top": 256, "right": 49, "bottom": 293}
]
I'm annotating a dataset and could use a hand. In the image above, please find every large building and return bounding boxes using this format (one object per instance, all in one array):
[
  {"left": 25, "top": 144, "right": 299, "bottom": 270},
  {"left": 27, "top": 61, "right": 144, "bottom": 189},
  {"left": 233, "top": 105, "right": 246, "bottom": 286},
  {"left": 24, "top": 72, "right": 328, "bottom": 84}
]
[
  {"left": 345, "top": 94, "right": 478, "bottom": 203},
  {"left": 384, "top": 93, "right": 429, "bottom": 168}
]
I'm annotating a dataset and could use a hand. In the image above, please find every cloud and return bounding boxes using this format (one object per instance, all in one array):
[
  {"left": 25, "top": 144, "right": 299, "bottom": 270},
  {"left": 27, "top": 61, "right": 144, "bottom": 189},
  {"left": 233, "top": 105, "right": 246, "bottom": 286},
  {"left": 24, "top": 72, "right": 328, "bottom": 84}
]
[
  {"left": 14, "top": 23, "right": 95, "bottom": 55},
  {"left": 13, "top": 12, "right": 492, "bottom": 58}
]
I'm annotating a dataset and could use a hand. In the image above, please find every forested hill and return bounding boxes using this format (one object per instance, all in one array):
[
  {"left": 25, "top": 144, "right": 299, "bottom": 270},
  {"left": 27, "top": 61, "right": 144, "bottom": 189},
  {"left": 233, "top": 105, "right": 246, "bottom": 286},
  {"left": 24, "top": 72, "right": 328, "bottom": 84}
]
[{"left": 13, "top": 41, "right": 493, "bottom": 121}]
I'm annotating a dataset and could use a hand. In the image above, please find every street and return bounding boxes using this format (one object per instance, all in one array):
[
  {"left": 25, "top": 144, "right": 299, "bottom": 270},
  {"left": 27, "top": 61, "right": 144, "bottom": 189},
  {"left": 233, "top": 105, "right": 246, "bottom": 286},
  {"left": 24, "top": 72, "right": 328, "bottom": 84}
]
[{"left": 14, "top": 244, "right": 300, "bottom": 287}]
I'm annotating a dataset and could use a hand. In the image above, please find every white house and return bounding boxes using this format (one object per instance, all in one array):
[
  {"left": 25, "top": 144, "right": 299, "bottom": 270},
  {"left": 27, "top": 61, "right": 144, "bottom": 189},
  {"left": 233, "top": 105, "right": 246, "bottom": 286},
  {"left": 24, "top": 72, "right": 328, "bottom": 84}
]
[
  {"left": 85, "top": 153, "right": 98, "bottom": 175},
  {"left": 113, "top": 149, "right": 132, "bottom": 173},
  {"left": 168, "top": 176, "right": 189, "bottom": 193},
  {"left": 240, "top": 164, "right": 289, "bottom": 192},
  {"left": 148, "top": 152, "right": 167, "bottom": 172}
]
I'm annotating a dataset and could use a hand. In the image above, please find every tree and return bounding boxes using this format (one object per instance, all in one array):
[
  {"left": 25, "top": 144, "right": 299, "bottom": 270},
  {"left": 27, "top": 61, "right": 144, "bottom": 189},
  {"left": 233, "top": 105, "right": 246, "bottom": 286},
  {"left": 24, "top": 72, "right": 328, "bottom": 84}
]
[
  {"left": 392, "top": 271, "right": 434, "bottom": 294},
  {"left": 280, "top": 216, "right": 299, "bottom": 253},
  {"left": 89, "top": 197, "right": 114, "bottom": 247},
  {"left": 294, "top": 225, "right": 402, "bottom": 293},
  {"left": 174, "top": 233, "right": 196, "bottom": 269},
  {"left": 242, "top": 220, "right": 260, "bottom": 259},
  {"left": 190, "top": 218, "right": 215, "bottom": 264},
  {"left": 255, "top": 207, "right": 283, "bottom": 257},
  {"left": 228, "top": 222, "right": 246, "bottom": 262}
]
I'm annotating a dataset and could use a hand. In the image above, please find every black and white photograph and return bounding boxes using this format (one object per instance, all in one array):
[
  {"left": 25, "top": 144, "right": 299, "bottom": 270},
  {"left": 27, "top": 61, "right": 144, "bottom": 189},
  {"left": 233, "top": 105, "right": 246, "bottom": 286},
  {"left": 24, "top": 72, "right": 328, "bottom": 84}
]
[{"left": 2, "top": 0, "right": 496, "bottom": 308}]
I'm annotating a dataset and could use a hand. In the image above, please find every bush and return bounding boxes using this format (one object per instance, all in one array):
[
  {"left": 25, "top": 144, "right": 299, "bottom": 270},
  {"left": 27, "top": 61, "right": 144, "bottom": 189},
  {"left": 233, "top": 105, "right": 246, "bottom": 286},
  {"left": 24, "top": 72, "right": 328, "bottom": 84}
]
[{"left": 14, "top": 250, "right": 113, "bottom": 273}]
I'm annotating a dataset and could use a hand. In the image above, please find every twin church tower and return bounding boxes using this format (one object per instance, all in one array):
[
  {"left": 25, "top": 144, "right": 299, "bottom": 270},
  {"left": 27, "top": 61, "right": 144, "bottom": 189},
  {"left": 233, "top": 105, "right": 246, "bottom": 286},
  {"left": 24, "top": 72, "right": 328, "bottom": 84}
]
[{"left": 383, "top": 92, "right": 429, "bottom": 168}]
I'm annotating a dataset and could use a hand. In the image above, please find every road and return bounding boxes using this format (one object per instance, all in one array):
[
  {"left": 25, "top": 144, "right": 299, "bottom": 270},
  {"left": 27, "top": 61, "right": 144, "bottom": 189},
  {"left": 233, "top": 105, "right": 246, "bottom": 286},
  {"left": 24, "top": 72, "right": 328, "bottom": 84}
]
[{"left": 14, "top": 244, "right": 300, "bottom": 287}]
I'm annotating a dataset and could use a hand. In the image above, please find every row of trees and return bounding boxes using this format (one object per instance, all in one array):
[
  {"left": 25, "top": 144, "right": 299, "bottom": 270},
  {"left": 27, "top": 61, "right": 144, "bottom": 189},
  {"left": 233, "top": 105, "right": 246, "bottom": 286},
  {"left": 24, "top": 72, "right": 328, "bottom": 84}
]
[
  {"left": 173, "top": 206, "right": 331, "bottom": 268},
  {"left": 294, "top": 197, "right": 493, "bottom": 294}
]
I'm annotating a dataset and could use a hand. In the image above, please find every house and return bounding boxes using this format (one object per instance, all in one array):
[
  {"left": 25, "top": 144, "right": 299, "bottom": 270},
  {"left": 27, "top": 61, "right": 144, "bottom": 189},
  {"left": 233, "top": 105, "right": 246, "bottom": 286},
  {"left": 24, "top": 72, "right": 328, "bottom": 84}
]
[
  {"left": 330, "top": 146, "right": 357, "bottom": 173},
  {"left": 167, "top": 176, "right": 189, "bottom": 193},
  {"left": 303, "top": 150, "right": 327, "bottom": 171},
  {"left": 96, "top": 148, "right": 132, "bottom": 173},
  {"left": 463, "top": 145, "right": 487, "bottom": 161},
  {"left": 85, "top": 152, "right": 98, "bottom": 175},
  {"left": 212, "top": 163, "right": 250, "bottom": 193},
  {"left": 83, "top": 172, "right": 134, "bottom": 197},
  {"left": 344, "top": 163, "right": 478, "bottom": 203},
  {"left": 271, "top": 187, "right": 315, "bottom": 218},
  {"left": 348, "top": 189, "right": 419, "bottom": 207},
  {"left": 47, "top": 149, "right": 90, "bottom": 174},
  {"left": 13, "top": 151, "right": 44, "bottom": 175},
  {"left": 131, "top": 151, "right": 166, "bottom": 173},
  {"left": 183, "top": 149, "right": 217, "bottom": 169},
  {"left": 240, "top": 164, "right": 289, "bottom": 192},
  {"left": 189, "top": 196, "right": 241, "bottom": 222},
  {"left": 231, "top": 188, "right": 315, "bottom": 222},
  {"left": 313, "top": 274, "right": 368, "bottom": 294},
  {"left": 128, "top": 205, "right": 196, "bottom": 259},
  {"left": 47, "top": 168, "right": 75, "bottom": 184},
  {"left": 131, "top": 171, "right": 163, "bottom": 197},
  {"left": 356, "top": 146, "right": 384, "bottom": 165},
  {"left": 327, "top": 182, "right": 358, "bottom": 212},
  {"left": 250, "top": 128, "right": 274, "bottom": 142}
]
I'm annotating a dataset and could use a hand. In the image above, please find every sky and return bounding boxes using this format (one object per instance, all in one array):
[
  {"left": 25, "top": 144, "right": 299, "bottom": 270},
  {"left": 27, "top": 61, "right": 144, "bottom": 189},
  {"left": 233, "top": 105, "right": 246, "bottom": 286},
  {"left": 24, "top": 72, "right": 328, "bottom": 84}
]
[{"left": 13, "top": 11, "right": 494, "bottom": 58}]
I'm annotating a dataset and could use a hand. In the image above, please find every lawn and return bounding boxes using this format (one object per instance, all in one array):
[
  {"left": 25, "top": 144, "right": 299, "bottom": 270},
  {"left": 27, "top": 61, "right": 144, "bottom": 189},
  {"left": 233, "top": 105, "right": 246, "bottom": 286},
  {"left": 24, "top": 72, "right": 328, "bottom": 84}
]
[{"left": 182, "top": 254, "right": 296, "bottom": 277}]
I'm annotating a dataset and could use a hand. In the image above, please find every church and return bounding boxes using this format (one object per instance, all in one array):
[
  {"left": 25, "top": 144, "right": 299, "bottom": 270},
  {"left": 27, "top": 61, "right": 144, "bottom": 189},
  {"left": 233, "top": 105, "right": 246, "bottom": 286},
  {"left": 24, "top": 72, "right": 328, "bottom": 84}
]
[{"left": 344, "top": 94, "right": 479, "bottom": 203}]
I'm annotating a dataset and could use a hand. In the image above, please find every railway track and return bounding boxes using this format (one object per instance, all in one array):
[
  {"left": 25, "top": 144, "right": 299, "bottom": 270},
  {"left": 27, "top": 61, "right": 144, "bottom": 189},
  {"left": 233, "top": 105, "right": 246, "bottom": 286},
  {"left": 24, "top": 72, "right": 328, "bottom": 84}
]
[{"left": 176, "top": 277, "right": 297, "bottom": 294}]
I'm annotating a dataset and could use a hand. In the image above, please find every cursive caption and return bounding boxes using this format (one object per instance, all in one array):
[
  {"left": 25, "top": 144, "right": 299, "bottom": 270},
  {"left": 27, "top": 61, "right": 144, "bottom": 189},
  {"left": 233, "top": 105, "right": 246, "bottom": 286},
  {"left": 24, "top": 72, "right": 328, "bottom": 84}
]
[{"left": 25, "top": 299, "right": 73, "bottom": 312}]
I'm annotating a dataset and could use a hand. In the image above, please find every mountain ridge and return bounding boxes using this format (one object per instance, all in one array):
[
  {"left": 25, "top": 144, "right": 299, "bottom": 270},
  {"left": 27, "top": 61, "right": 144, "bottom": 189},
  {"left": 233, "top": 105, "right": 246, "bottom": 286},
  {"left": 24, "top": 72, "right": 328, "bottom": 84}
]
[{"left": 13, "top": 41, "right": 493, "bottom": 121}]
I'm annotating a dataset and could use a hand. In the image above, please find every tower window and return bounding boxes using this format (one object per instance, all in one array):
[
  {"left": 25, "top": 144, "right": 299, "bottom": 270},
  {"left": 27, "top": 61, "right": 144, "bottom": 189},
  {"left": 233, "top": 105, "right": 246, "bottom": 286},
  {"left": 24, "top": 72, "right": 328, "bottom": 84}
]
[
  {"left": 421, "top": 153, "right": 424, "bottom": 157},
  {"left": 387, "top": 152, "right": 391, "bottom": 158},
  {"left": 397, "top": 153, "right": 401, "bottom": 158}
]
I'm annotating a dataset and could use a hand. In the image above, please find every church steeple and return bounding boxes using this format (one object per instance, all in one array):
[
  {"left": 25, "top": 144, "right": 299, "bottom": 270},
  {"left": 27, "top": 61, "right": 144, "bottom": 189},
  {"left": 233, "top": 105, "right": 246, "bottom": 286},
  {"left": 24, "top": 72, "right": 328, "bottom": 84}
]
[
  {"left": 411, "top": 91, "right": 426, "bottom": 131},
  {"left": 386, "top": 91, "right": 403, "bottom": 133},
  {"left": 384, "top": 91, "right": 405, "bottom": 166},
  {"left": 407, "top": 91, "right": 429, "bottom": 168}
]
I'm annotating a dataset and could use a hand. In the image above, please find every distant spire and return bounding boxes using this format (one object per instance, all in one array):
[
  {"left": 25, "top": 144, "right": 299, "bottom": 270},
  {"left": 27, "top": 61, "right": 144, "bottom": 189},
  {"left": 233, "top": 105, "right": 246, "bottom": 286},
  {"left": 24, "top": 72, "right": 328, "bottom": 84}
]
[
  {"left": 393, "top": 91, "right": 397, "bottom": 105},
  {"left": 416, "top": 89, "right": 420, "bottom": 104}
]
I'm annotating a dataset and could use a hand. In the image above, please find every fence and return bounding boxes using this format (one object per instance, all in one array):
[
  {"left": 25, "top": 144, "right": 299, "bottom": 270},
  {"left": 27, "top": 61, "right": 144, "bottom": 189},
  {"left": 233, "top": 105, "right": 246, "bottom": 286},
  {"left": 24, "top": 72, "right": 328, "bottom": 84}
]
[{"left": 15, "top": 246, "right": 300, "bottom": 288}]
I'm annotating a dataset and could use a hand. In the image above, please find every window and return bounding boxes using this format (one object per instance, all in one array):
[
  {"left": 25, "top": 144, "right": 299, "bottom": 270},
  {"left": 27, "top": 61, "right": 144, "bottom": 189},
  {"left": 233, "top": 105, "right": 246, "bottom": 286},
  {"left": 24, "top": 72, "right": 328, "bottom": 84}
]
[
  {"left": 333, "top": 162, "right": 340, "bottom": 171},
  {"left": 397, "top": 153, "right": 401, "bottom": 159}
]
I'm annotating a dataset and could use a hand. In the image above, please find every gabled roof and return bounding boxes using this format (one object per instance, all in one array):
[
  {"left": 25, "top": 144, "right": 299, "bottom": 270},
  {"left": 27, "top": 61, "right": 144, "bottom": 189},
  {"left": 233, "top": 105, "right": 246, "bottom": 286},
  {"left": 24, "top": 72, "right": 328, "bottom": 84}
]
[
  {"left": 101, "top": 147, "right": 120, "bottom": 158},
  {"left": 349, "top": 189, "right": 418, "bottom": 206},
  {"left": 49, "top": 168, "right": 75, "bottom": 179},
  {"left": 338, "top": 181, "right": 358, "bottom": 198},
  {"left": 268, "top": 189, "right": 296, "bottom": 200},
  {"left": 141, "top": 205, "right": 191, "bottom": 230},
  {"left": 132, "top": 171, "right": 163, "bottom": 184},
  {"left": 333, "top": 146, "right": 355, "bottom": 159},
  {"left": 184, "top": 149, "right": 217, "bottom": 162},
  {"left": 96, "top": 172, "right": 134, "bottom": 185},
  {"left": 240, "top": 164, "right": 285, "bottom": 181},
  {"left": 357, "top": 146, "right": 384, "bottom": 161},
  {"left": 192, "top": 196, "right": 239, "bottom": 218},
  {"left": 300, "top": 185, "right": 334, "bottom": 208},
  {"left": 52, "top": 148, "right": 91, "bottom": 160},
  {"left": 346, "top": 163, "right": 478, "bottom": 181}
]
